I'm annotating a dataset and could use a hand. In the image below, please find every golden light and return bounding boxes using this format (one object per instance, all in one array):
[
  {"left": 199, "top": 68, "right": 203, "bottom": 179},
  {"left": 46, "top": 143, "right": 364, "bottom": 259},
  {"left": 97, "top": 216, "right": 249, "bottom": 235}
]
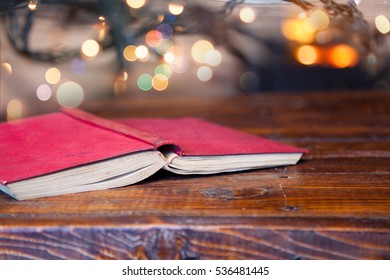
[
  {"left": 45, "top": 67, "right": 61, "bottom": 85},
  {"left": 56, "top": 81, "right": 85, "bottom": 108},
  {"left": 99, "top": 16, "right": 105, "bottom": 21},
  {"left": 123, "top": 45, "right": 137, "bottom": 61},
  {"left": 239, "top": 7, "right": 256, "bottom": 24},
  {"left": 296, "top": 45, "right": 319, "bottom": 65},
  {"left": 126, "top": 0, "right": 146, "bottom": 9},
  {"left": 2, "top": 63, "right": 12, "bottom": 75},
  {"left": 36, "top": 84, "right": 52, "bottom": 101},
  {"left": 169, "top": 2, "right": 184, "bottom": 16},
  {"left": 135, "top": 45, "right": 149, "bottom": 59},
  {"left": 191, "top": 40, "right": 215, "bottom": 64},
  {"left": 145, "top": 30, "right": 163, "bottom": 48},
  {"left": 152, "top": 74, "right": 169, "bottom": 91},
  {"left": 197, "top": 66, "right": 213, "bottom": 82},
  {"left": 303, "top": 9, "right": 329, "bottom": 32},
  {"left": 7, "top": 99, "right": 23, "bottom": 121},
  {"left": 375, "top": 15, "right": 390, "bottom": 34},
  {"left": 81, "top": 39, "right": 100, "bottom": 59},
  {"left": 205, "top": 49, "right": 222, "bottom": 67},
  {"left": 281, "top": 19, "right": 315, "bottom": 43},
  {"left": 329, "top": 44, "right": 359, "bottom": 68},
  {"left": 114, "top": 71, "right": 128, "bottom": 96},
  {"left": 28, "top": 0, "right": 38, "bottom": 11}
]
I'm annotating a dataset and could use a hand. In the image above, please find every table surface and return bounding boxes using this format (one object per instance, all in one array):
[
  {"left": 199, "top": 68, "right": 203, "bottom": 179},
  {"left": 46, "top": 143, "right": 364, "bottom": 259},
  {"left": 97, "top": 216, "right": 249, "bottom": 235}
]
[{"left": 1, "top": 90, "right": 389, "bottom": 260}]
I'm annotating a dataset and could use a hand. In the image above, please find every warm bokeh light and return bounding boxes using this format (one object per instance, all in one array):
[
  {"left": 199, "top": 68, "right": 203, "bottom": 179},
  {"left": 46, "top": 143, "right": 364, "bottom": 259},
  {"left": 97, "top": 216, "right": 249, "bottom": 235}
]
[
  {"left": 191, "top": 40, "right": 215, "bottom": 64},
  {"left": 28, "top": 0, "right": 38, "bottom": 11},
  {"left": 135, "top": 45, "right": 149, "bottom": 60},
  {"left": 2, "top": 63, "right": 12, "bottom": 75},
  {"left": 296, "top": 45, "right": 319, "bottom": 65},
  {"left": 303, "top": 9, "right": 329, "bottom": 32},
  {"left": 156, "top": 40, "right": 174, "bottom": 55},
  {"left": 7, "top": 99, "right": 23, "bottom": 121},
  {"left": 145, "top": 30, "right": 163, "bottom": 48},
  {"left": 114, "top": 71, "right": 128, "bottom": 96},
  {"left": 36, "top": 84, "right": 52, "bottom": 101},
  {"left": 56, "top": 81, "right": 85, "bottom": 108},
  {"left": 45, "top": 67, "right": 61, "bottom": 85},
  {"left": 375, "top": 15, "right": 390, "bottom": 34},
  {"left": 282, "top": 19, "right": 315, "bottom": 43},
  {"left": 164, "top": 52, "right": 175, "bottom": 64},
  {"left": 152, "top": 74, "right": 169, "bottom": 91},
  {"left": 239, "top": 7, "right": 256, "bottom": 24},
  {"left": 126, "top": 0, "right": 146, "bottom": 9},
  {"left": 197, "top": 66, "right": 213, "bottom": 81},
  {"left": 137, "top": 74, "right": 153, "bottom": 91},
  {"left": 169, "top": 2, "right": 184, "bottom": 16},
  {"left": 123, "top": 45, "right": 137, "bottom": 61},
  {"left": 329, "top": 44, "right": 359, "bottom": 68},
  {"left": 81, "top": 39, "right": 100, "bottom": 59}
]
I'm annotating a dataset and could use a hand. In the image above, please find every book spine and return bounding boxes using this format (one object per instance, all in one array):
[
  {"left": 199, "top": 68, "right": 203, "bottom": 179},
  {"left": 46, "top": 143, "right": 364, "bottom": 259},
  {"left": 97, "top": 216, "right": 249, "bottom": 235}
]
[{"left": 61, "top": 108, "right": 181, "bottom": 154}]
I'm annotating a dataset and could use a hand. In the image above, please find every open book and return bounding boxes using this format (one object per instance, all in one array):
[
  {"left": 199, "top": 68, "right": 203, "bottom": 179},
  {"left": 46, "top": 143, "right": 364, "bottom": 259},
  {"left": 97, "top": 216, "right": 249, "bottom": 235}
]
[{"left": 0, "top": 109, "right": 307, "bottom": 200}]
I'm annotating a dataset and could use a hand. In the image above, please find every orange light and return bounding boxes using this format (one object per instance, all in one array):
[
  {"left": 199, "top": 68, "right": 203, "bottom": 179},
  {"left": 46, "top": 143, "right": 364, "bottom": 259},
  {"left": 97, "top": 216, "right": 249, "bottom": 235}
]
[
  {"left": 295, "top": 45, "right": 319, "bottom": 65},
  {"left": 328, "top": 44, "right": 359, "bottom": 68},
  {"left": 281, "top": 19, "right": 315, "bottom": 43},
  {"left": 145, "top": 30, "right": 163, "bottom": 48}
]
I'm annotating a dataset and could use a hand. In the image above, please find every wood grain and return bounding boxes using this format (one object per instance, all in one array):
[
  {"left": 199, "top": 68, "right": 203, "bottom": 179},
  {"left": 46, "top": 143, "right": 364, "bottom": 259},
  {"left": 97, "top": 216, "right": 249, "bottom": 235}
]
[{"left": 0, "top": 90, "right": 389, "bottom": 259}]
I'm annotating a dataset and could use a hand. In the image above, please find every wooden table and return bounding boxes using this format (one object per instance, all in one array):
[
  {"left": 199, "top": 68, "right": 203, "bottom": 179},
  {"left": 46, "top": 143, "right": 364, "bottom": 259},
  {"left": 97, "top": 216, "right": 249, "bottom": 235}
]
[{"left": 1, "top": 90, "right": 389, "bottom": 259}]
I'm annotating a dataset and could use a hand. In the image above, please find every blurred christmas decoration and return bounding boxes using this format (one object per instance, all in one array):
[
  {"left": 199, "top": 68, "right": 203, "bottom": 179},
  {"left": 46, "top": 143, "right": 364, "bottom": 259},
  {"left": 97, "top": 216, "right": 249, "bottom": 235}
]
[{"left": 1, "top": 0, "right": 390, "bottom": 120}]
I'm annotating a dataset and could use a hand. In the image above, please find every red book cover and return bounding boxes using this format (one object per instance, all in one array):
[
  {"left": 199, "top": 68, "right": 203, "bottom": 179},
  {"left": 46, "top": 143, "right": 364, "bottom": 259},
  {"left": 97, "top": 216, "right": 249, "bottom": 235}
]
[
  {"left": 0, "top": 111, "right": 161, "bottom": 184},
  {"left": 117, "top": 118, "right": 307, "bottom": 156}
]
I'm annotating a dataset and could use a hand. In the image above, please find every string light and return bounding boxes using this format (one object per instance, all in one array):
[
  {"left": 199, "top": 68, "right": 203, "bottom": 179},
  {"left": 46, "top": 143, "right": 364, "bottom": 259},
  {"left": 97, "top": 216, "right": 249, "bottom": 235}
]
[
  {"left": 123, "top": 45, "right": 138, "bottom": 61},
  {"left": 135, "top": 45, "right": 149, "bottom": 60},
  {"left": 191, "top": 40, "right": 214, "bottom": 64},
  {"left": 197, "top": 66, "right": 213, "bottom": 82},
  {"left": 28, "top": 0, "right": 38, "bottom": 11},
  {"left": 295, "top": 45, "right": 319, "bottom": 65}
]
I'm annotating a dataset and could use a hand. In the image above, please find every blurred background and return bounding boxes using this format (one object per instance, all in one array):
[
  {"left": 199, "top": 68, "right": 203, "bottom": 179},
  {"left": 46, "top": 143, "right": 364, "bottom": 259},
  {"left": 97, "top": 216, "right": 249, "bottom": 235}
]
[{"left": 1, "top": 0, "right": 390, "bottom": 121}]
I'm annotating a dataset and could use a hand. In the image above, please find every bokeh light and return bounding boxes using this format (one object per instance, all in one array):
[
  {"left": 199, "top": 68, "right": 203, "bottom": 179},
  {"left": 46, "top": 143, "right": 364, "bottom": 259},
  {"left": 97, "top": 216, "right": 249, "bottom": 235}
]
[
  {"left": 126, "top": 0, "right": 146, "bottom": 9},
  {"left": 155, "top": 64, "right": 172, "bottom": 79},
  {"left": 303, "top": 9, "right": 329, "bottom": 32},
  {"left": 81, "top": 39, "right": 100, "bottom": 59},
  {"left": 45, "top": 67, "right": 61, "bottom": 85},
  {"left": 135, "top": 45, "right": 149, "bottom": 60},
  {"left": 239, "top": 7, "right": 256, "bottom": 24},
  {"left": 157, "top": 24, "right": 174, "bottom": 40},
  {"left": 296, "top": 45, "right": 319, "bottom": 65},
  {"left": 239, "top": 71, "right": 260, "bottom": 92},
  {"left": 329, "top": 44, "right": 359, "bottom": 68},
  {"left": 152, "top": 74, "right": 169, "bottom": 91},
  {"left": 197, "top": 66, "right": 213, "bottom": 81},
  {"left": 156, "top": 40, "right": 174, "bottom": 55},
  {"left": 36, "top": 84, "right": 52, "bottom": 101},
  {"left": 71, "top": 59, "right": 86, "bottom": 75},
  {"left": 123, "top": 45, "right": 138, "bottom": 61},
  {"left": 56, "top": 81, "right": 85, "bottom": 108},
  {"left": 28, "top": 0, "right": 38, "bottom": 10},
  {"left": 171, "top": 56, "right": 189, "bottom": 73},
  {"left": 2, "top": 63, "right": 12, "bottom": 75},
  {"left": 145, "top": 30, "right": 163, "bottom": 48},
  {"left": 7, "top": 99, "right": 23, "bottom": 121},
  {"left": 137, "top": 74, "right": 153, "bottom": 91},
  {"left": 169, "top": 2, "right": 184, "bottom": 16},
  {"left": 375, "top": 15, "right": 390, "bottom": 34},
  {"left": 191, "top": 40, "right": 215, "bottom": 64},
  {"left": 282, "top": 19, "right": 315, "bottom": 43},
  {"left": 205, "top": 49, "right": 222, "bottom": 66}
]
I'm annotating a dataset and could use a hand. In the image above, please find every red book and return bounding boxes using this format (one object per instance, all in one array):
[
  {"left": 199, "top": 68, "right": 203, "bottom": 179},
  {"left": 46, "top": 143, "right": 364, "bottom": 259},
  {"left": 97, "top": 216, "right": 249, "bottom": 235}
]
[{"left": 0, "top": 109, "right": 307, "bottom": 200}]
